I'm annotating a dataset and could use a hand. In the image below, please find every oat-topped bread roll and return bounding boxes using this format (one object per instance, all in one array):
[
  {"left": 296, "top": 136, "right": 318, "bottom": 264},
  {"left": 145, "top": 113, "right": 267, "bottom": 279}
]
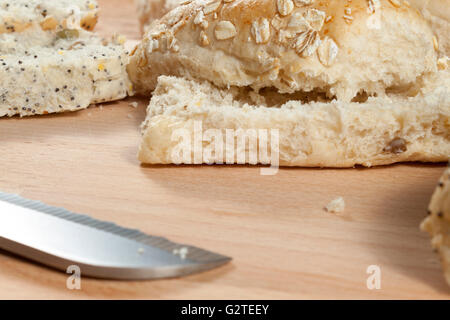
[
  {"left": 0, "top": 29, "right": 133, "bottom": 117},
  {"left": 421, "top": 167, "right": 450, "bottom": 287},
  {"left": 138, "top": 74, "right": 449, "bottom": 167},
  {"left": 133, "top": 0, "right": 449, "bottom": 167},
  {"left": 408, "top": 0, "right": 449, "bottom": 56},
  {"left": 136, "top": 0, "right": 185, "bottom": 33},
  {"left": 128, "top": 0, "right": 439, "bottom": 101},
  {"left": 0, "top": 0, "right": 99, "bottom": 34}
]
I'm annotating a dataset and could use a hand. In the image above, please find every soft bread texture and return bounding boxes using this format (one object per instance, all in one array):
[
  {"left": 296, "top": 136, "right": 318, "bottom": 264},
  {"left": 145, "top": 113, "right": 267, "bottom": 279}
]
[
  {"left": 136, "top": 0, "right": 185, "bottom": 33},
  {"left": 408, "top": 0, "right": 450, "bottom": 56},
  {"left": 0, "top": 0, "right": 99, "bottom": 34},
  {"left": 0, "top": 29, "right": 133, "bottom": 117},
  {"left": 128, "top": 0, "right": 439, "bottom": 102},
  {"left": 421, "top": 167, "right": 450, "bottom": 286},
  {"left": 138, "top": 75, "right": 450, "bottom": 167}
]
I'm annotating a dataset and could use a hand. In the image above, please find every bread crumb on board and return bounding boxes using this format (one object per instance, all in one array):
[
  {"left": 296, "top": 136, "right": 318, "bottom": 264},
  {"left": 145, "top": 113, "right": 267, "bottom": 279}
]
[
  {"left": 325, "top": 197, "right": 345, "bottom": 213},
  {"left": 129, "top": 101, "right": 139, "bottom": 108}
]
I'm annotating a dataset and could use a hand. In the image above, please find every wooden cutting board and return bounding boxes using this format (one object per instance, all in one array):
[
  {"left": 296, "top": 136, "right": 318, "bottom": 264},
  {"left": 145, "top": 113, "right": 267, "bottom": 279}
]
[{"left": 0, "top": 0, "right": 449, "bottom": 299}]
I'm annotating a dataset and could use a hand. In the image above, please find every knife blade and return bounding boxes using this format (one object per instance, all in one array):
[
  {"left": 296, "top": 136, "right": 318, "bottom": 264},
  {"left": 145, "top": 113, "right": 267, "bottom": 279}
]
[{"left": 0, "top": 192, "right": 231, "bottom": 280}]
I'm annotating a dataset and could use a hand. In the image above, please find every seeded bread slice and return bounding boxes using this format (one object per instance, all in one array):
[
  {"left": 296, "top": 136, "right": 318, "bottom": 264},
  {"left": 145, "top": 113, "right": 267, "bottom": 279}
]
[
  {"left": 138, "top": 75, "right": 449, "bottom": 167},
  {"left": 421, "top": 167, "right": 450, "bottom": 286},
  {"left": 0, "top": 0, "right": 99, "bottom": 34},
  {"left": 0, "top": 29, "right": 133, "bottom": 117}
]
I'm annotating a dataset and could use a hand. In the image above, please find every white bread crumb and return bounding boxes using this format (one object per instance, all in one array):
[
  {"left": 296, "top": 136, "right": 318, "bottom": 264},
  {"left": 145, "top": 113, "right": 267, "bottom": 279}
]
[
  {"left": 129, "top": 102, "right": 139, "bottom": 108},
  {"left": 325, "top": 197, "right": 345, "bottom": 213}
]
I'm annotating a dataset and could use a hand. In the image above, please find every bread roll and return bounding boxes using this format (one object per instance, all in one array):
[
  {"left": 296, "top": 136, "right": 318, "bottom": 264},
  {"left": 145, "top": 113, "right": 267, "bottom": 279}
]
[
  {"left": 0, "top": 0, "right": 99, "bottom": 34},
  {"left": 421, "top": 167, "right": 450, "bottom": 287},
  {"left": 138, "top": 75, "right": 449, "bottom": 167},
  {"left": 128, "top": 0, "right": 439, "bottom": 102}
]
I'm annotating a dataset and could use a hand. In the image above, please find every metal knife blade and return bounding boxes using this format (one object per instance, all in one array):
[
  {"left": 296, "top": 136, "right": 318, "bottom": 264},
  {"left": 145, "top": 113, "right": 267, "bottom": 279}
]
[{"left": 0, "top": 192, "right": 231, "bottom": 280}]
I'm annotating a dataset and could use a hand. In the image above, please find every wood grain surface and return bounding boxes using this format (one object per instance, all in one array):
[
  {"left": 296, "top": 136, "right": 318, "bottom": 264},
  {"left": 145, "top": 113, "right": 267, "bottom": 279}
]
[{"left": 0, "top": 0, "right": 449, "bottom": 299}]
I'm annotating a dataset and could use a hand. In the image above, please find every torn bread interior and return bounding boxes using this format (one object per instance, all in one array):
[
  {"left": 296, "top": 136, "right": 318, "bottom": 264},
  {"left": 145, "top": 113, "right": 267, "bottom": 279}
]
[{"left": 138, "top": 75, "right": 449, "bottom": 167}]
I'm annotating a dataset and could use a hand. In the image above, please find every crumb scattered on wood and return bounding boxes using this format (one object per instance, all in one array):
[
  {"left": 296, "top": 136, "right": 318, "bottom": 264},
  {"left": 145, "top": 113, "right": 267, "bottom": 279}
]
[
  {"left": 129, "top": 101, "right": 138, "bottom": 108},
  {"left": 325, "top": 196, "right": 345, "bottom": 213}
]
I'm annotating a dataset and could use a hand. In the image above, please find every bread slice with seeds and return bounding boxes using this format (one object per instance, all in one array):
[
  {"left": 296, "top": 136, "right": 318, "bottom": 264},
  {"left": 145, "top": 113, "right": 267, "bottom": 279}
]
[
  {"left": 136, "top": 0, "right": 185, "bottom": 33},
  {"left": 138, "top": 74, "right": 449, "bottom": 167},
  {"left": 128, "top": 0, "right": 439, "bottom": 102},
  {"left": 0, "top": 0, "right": 99, "bottom": 34},
  {"left": 0, "top": 28, "right": 133, "bottom": 117},
  {"left": 421, "top": 167, "right": 450, "bottom": 287}
]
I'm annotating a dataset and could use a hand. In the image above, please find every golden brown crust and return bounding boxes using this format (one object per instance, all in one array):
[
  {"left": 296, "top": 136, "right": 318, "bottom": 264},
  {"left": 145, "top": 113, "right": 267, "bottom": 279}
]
[{"left": 128, "top": 0, "right": 438, "bottom": 101}]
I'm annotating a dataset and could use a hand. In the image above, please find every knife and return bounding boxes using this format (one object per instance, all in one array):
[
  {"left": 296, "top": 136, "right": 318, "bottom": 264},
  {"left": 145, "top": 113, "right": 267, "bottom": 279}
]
[{"left": 0, "top": 192, "right": 231, "bottom": 280}]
